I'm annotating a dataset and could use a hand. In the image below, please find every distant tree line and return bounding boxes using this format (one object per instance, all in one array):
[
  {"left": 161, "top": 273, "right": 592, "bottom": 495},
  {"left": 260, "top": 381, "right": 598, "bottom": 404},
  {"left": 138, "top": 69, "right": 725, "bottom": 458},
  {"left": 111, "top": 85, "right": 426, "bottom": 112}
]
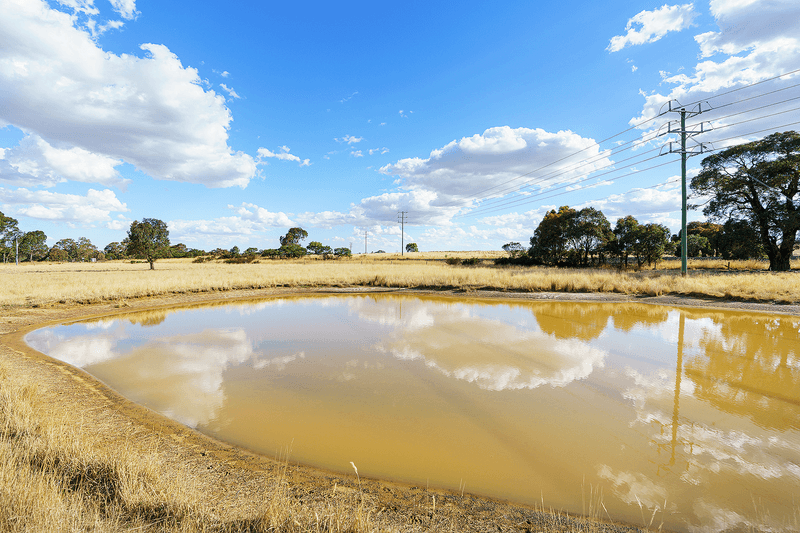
[
  {"left": 499, "top": 206, "right": 770, "bottom": 269},
  {"left": 0, "top": 214, "right": 356, "bottom": 268},
  {"left": 1, "top": 211, "right": 52, "bottom": 264},
  {"left": 257, "top": 227, "right": 351, "bottom": 259},
  {"left": 498, "top": 207, "right": 673, "bottom": 269}
]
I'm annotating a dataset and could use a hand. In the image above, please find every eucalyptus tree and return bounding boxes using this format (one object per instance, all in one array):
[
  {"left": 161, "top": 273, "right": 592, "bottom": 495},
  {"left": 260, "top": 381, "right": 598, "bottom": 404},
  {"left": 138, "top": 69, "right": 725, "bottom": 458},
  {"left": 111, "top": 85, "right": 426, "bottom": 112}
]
[
  {"left": 691, "top": 131, "right": 800, "bottom": 271},
  {"left": 126, "top": 218, "right": 171, "bottom": 270},
  {"left": 279, "top": 227, "right": 308, "bottom": 246},
  {"left": 609, "top": 216, "right": 639, "bottom": 269},
  {"left": 0, "top": 211, "right": 20, "bottom": 263},
  {"left": 529, "top": 206, "right": 574, "bottom": 265},
  {"left": 19, "top": 230, "right": 48, "bottom": 262}
]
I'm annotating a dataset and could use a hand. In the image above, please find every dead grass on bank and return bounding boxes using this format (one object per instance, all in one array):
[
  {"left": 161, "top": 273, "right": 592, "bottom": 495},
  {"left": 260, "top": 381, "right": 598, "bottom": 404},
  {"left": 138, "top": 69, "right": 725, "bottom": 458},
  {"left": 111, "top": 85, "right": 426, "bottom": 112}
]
[{"left": 2, "top": 257, "right": 800, "bottom": 309}]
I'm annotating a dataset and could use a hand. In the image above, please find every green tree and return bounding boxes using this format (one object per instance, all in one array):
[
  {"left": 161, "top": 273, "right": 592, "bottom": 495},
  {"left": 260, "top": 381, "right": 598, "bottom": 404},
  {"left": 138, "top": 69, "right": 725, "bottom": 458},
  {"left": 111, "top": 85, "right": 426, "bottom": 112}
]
[
  {"left": 502, "top": 242, "right": 523, "bottom": 258},
  {"left": 0, "top": 211, "right": 20, "bottom": 263},
  {"left": 675, "top": 222, "right": 722, "bottom": 257},
  {"left": 632, "top": 223, "right": 671, "bottom": 268},
  {"left": 568, "top": 207, "right": 612, "bottom": 266},
  {"left": 718, "top": 219, "right": 765, "bottom": 260},
  {"left": 19, "top": 230, "right": 48, "bottom": 262},
  {"left": 334, "top": 247, "right": 352, "bottom": 257},
  {"left": 609, "top": 216, "right": 640, "bottom": 269},
  {"left": 406, "top": 242, "right": 419, "bottom": 253},
  {"left": 53, "top": 238, "right": 78, "bottom": 261},
  {"left": 689, "top": 221, "right": 722, "bottom": 256},
  {"left": 306, "top": 241, "right": 329, "bottom": 255},
  {"left": 48, "top": 247, "right": 68, "bottom": 262},
  {"left": 686, "top": 234, "right": 710, "bottom": 258},
  {"left": 279, "top": 227, "right": 308, "bottom": 246},
  {"left": 76, "top": 237, "right": 100, "bottom": 261},
  {"left": 691, "top": 131, "right": 800, "bottom": 271},
  {"left": 279, "top": 243, "right": 307, "bottom": 258},
  {"left": 104, "top": 242, "right": 127, "bottom": 260},
  {"left": 244, "top": 247, "right": 259, "bottom": 256},
  {"left": 126, "top": 218, "right": 171, "bottom": 270},
  {"left": 529, "top": 206, "right": 575, "bottom": 265},
  {"left": 169, "top": 243, "right": 189, "bottom": 258}
]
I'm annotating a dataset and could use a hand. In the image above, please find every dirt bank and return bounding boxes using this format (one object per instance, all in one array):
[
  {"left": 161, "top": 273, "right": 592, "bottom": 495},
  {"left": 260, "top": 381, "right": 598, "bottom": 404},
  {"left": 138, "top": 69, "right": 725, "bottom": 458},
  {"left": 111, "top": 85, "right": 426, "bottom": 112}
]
[{"left": 3, "top": 287, "right": 796, "bottom": 532}]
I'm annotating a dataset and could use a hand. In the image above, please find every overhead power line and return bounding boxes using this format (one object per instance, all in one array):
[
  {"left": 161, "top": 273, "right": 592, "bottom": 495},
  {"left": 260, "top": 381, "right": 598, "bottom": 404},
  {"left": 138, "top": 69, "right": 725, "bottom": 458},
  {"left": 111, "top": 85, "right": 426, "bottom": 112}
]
[
  {"left": 462, "top": 144, "right": 663, "bottom": 214},
  {"left": 459, "top": 101, "right": 800, "bottom": 219},
  {"left": 461, "top": 118, "right": 800, "bottom": 220},
  {"left": 682, "top": 68, "right": 800, "bottom": 110},
  {"left": 462, "top": 153, "right": 673, "bottom": 218},
  {"left": 706, "top": 81, "right": 800, "bottom": 112},
  {"left": 438, "top": 71, "right": 800, "bottom": 218}
]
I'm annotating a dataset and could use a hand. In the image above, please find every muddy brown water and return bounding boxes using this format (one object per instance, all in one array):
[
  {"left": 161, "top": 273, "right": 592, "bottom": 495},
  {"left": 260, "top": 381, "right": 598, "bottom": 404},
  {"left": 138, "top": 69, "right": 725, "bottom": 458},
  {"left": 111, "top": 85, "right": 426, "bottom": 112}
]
[{"left": 26, "top": 294, "right": 800, "bottom": 532}]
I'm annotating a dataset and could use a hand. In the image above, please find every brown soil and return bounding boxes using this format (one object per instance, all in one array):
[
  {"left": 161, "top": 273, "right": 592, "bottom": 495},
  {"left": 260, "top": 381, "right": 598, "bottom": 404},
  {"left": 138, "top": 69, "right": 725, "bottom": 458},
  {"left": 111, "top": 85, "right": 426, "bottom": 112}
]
[{"left": 3, "top": 287, "right": 797, "bottom": 532}]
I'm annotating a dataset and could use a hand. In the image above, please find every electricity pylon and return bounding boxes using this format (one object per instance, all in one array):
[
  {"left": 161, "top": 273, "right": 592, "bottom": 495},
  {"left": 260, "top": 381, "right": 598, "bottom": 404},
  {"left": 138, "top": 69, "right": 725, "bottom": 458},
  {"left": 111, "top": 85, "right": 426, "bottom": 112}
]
[{"left": 658, "top": 100, "right": 710, "bottom": 276}]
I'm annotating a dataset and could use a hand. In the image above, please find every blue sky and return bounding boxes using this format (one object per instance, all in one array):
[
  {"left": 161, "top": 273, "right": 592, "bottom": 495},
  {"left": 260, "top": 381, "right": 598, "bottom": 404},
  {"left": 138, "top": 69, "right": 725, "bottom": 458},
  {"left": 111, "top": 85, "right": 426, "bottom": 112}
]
[{"left": 1, "top": 0, "right": 799, "bottom": 253}]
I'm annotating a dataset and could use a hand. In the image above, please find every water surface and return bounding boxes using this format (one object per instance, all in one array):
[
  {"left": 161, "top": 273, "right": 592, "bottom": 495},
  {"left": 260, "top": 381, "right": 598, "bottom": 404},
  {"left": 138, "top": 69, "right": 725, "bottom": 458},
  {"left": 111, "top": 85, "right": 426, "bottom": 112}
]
[{"left": 26, "top": 295, "right": 800, "bottom": 532}]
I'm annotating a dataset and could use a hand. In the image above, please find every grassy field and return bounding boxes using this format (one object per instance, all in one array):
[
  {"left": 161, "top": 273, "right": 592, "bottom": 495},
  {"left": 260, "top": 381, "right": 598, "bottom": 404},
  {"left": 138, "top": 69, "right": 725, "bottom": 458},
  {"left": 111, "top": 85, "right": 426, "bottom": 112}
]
[{"left": 2, "top": 255, "right": 799, "bottom": 309}]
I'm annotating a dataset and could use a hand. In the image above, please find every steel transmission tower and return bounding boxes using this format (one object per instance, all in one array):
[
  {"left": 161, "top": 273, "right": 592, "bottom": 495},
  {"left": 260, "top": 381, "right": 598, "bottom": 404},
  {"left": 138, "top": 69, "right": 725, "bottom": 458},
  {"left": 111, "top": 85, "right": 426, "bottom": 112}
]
[{"left": 658, "top": 100, "right": 710, "bottom": 276}]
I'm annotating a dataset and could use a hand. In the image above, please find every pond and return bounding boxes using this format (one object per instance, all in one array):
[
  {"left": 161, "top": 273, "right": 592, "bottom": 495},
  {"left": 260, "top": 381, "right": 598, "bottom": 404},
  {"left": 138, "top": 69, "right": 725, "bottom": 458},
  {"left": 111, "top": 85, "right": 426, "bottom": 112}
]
[{"left": 26, "top": 294, "right": 800, "bottom": 532}]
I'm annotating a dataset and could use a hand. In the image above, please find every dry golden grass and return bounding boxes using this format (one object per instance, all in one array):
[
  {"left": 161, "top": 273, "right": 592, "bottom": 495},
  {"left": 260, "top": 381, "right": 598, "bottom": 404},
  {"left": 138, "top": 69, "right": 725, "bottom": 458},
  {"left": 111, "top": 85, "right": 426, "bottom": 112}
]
[
  {"left": 657, "top": 257, "right": 798, "bottom": 271},
  {"left": 311, "top": 251, "right": 507, "bottom": 260},
  {"left": 2, "top": 256, "right": 800, "bottom": 308}
]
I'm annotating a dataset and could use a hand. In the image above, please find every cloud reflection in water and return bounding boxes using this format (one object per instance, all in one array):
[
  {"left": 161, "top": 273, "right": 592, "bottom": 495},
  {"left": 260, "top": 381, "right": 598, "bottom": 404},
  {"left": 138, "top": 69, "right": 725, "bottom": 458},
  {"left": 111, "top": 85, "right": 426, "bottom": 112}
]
[{"left": 348, "top": 296, "right": 608, "bottom": 390}]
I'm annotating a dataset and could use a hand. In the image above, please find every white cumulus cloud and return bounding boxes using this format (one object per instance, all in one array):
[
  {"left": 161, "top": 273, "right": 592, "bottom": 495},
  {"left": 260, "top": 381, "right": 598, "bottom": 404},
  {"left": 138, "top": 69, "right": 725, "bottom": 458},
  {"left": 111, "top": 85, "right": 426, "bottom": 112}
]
[
  {"left": 297, "top": 189, "right": 460, "bottom": 229},
  {"left": 629, "top": 0, "right": 800, "bottom": 153},
  {"left": 108, "top": 0, "right": 138, "bottom": 20},
  {"left": 168, "top": 203, "right": 293, "bottom": 246},
  {"left": 380, "top": 126, "right": 612, "bottom": 206},
  {"left": 0, "top": 133, "right": 126, "bottom": 188},
  {"left": 335, "top": 135, "right": 363, "bottom": 144},
  {"left": 607, "top": 3, "right": 699, "bottom": 52},
  {"left": 0, "top": 0, "right": 258, "bottom": 188},
  {"left": 219, "top": 83, "right": 240, "bottom": 99},
  {"left": 0, "top": 186, "right": 128, "bottom": 223},
  {"left": 257, "top": 146, "right": 311, "bottom": 166}
]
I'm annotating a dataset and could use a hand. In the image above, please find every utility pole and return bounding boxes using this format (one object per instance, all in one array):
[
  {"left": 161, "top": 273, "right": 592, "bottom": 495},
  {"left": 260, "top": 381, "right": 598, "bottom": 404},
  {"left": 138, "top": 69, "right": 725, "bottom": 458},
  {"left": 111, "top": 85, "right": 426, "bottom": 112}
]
[
  {"left": 364, "top": 230, "right": 368, "bottom": 255},
  {"left": 398, "top": 211, "right": 407, "bottom": 255},
  {"left": 658, "top": 100, "right": 709, "bottom": 276}
]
